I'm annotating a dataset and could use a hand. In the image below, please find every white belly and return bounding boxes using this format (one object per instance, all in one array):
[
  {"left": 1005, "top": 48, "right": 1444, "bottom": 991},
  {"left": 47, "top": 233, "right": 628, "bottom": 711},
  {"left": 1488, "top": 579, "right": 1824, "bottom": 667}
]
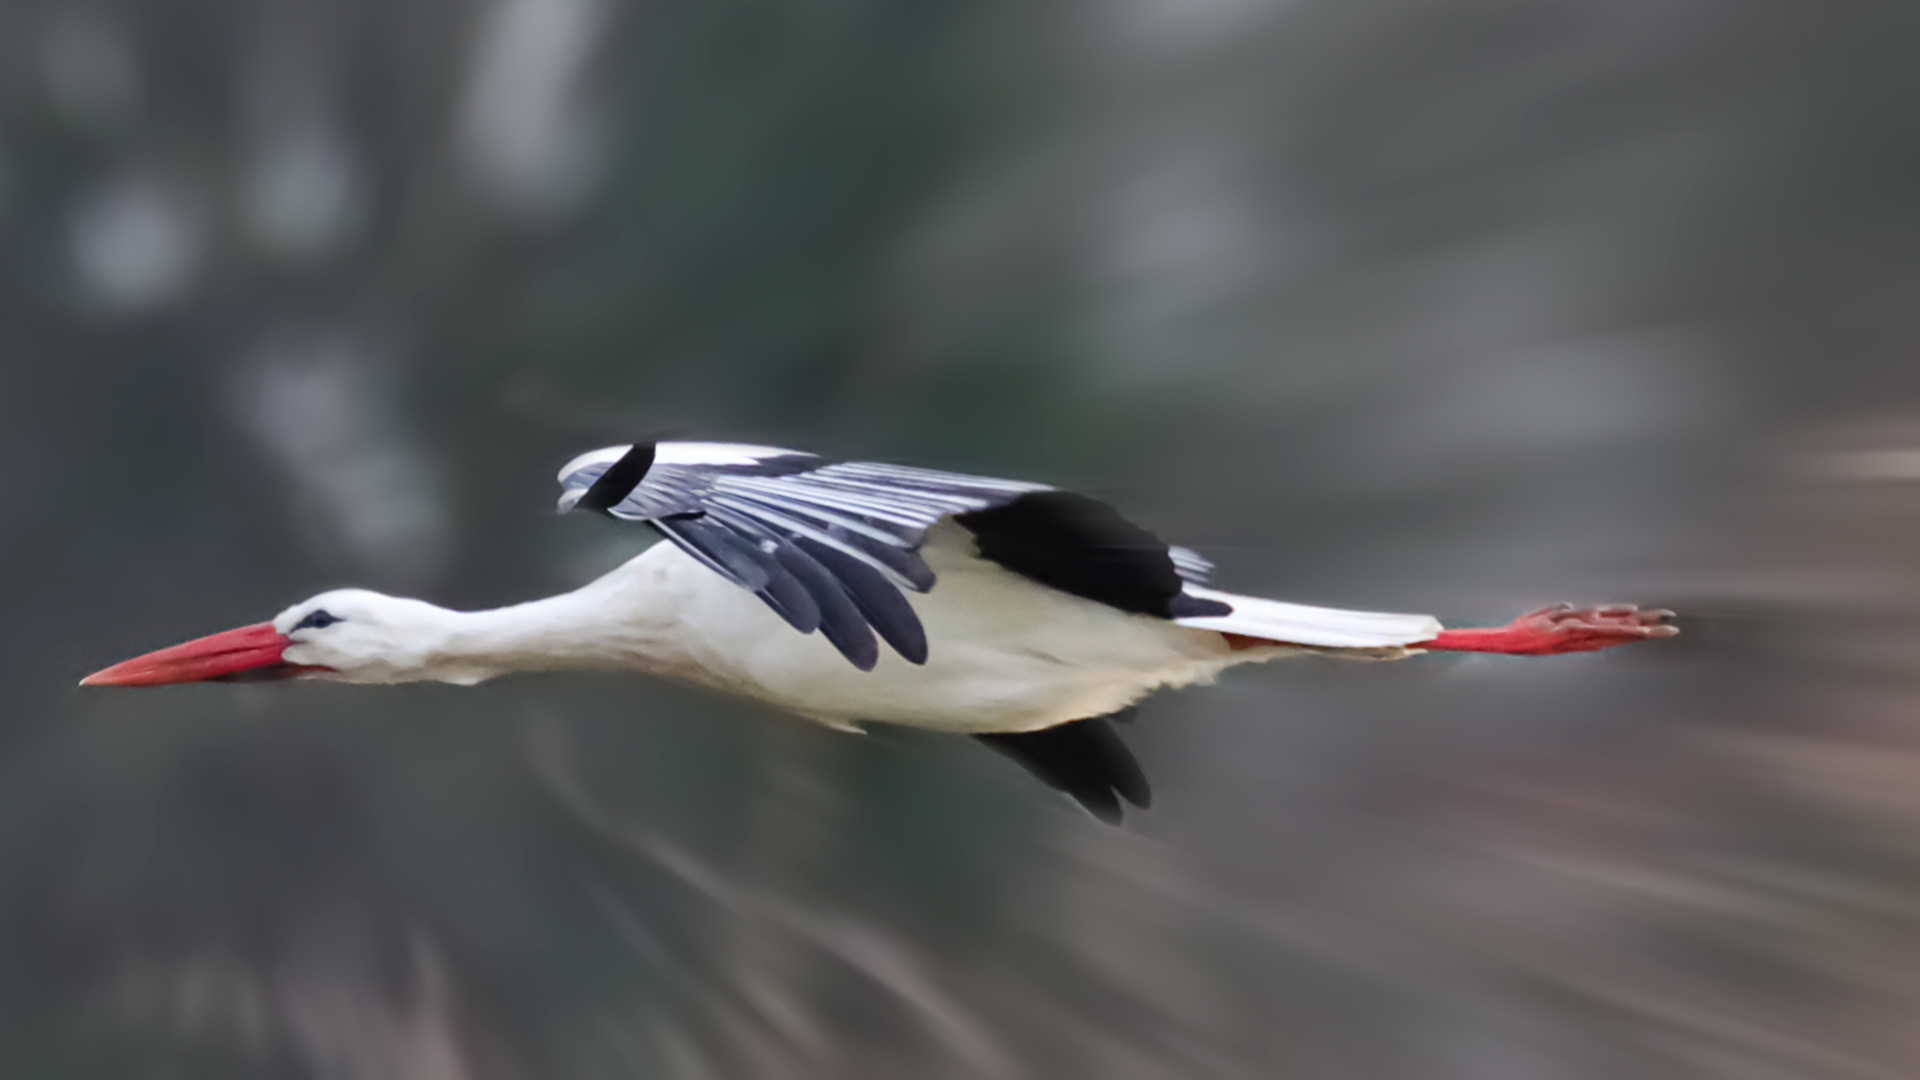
[{"left": 624, "top": 522, "right": 1242, "bottom": 734}]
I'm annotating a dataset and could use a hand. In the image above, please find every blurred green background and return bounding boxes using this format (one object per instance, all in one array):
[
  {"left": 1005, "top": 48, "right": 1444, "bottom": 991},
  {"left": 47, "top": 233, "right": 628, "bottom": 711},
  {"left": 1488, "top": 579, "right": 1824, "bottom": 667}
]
[{"left": 6, "top": 0, "right": 1920, "bottom": 1076}]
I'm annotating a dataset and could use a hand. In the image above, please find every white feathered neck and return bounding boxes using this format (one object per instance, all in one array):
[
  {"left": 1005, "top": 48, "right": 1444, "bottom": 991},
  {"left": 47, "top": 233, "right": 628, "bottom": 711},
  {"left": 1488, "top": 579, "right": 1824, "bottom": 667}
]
[{"left": 276, "top": 567, "right": 693, "bottom": 687}]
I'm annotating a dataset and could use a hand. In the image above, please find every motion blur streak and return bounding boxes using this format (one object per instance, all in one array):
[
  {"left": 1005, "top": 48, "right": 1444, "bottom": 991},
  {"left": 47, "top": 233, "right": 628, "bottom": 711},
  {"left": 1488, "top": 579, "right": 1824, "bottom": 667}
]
[{"left": 9, "top": 0, "right": 1919, "bottom": 1077}]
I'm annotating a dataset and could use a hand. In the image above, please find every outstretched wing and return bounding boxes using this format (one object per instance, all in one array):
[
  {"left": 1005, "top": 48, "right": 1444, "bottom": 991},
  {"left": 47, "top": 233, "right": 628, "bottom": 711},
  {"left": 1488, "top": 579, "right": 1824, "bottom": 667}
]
[{"left": 556, "top": 441, "right": 1226, "bottom": 670}]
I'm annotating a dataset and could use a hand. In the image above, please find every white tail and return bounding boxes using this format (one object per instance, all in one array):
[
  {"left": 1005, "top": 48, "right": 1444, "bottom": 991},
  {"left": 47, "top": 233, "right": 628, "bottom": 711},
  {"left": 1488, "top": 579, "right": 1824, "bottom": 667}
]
[{"left": 1174, "top": 586, "right": 1442, "bottom": 650}]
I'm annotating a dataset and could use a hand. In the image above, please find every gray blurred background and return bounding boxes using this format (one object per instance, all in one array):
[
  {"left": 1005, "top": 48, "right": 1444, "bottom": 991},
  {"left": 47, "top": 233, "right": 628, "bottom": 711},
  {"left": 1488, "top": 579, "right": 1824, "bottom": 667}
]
[{"left": 5, "top": 0, "right": 1919, "bottom": 1076}]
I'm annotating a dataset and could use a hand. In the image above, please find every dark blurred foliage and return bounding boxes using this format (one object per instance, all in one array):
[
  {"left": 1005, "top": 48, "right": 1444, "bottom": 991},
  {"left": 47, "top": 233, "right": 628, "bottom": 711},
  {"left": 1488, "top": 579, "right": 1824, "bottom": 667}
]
[{"left": 4, "top": 0, "right": 1920, "bottom": 1076}]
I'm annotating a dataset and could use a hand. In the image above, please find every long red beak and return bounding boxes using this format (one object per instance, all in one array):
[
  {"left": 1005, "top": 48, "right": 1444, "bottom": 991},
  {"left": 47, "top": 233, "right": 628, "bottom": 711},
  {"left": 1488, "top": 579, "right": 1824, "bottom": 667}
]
[{"left": 81, "top": 622, "right": 300, "bottom": 687}]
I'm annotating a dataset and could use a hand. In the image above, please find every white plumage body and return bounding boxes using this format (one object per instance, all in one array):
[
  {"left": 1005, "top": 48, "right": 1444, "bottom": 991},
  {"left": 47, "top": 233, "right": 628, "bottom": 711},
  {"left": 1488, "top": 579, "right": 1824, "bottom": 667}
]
[
  {"left": 465, "top": 521, "right": 1438, "bottom": 735},
  {"left": 264, "top": 439, "right": 1453, "bottom": 736}
]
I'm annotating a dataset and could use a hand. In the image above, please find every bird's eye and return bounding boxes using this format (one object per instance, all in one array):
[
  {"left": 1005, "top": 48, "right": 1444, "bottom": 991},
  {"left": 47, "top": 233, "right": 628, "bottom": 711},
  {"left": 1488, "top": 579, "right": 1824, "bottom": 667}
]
[{"left": 292, "top": 610, "right": 342, "bottom": 632}]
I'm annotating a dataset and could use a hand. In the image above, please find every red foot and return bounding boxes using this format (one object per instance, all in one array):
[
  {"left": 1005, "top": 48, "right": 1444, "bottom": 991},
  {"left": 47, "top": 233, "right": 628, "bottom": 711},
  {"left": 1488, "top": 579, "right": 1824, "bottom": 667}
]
[{"left": 1420, "top": 603, "right": 1677, "bottom": 657}]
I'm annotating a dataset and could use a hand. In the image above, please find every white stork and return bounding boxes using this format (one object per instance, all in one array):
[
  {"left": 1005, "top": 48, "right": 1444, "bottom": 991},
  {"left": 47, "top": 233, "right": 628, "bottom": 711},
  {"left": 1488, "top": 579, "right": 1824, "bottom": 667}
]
[{"left": 82, "top": 441, "right": 1676, "bottom": 821}]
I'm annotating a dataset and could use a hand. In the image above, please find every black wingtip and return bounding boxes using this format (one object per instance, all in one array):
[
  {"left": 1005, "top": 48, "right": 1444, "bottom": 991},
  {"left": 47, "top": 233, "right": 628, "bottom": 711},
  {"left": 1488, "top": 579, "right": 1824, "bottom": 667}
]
[
  {"left": 975, "top": 715, "right": 1151, "bottom": 824},
  {"left": 572, "top": 443, "right": 657, "bottom": 514},
  {"left": 955, "top": 491, "right": 1192, "bottom": 617}
]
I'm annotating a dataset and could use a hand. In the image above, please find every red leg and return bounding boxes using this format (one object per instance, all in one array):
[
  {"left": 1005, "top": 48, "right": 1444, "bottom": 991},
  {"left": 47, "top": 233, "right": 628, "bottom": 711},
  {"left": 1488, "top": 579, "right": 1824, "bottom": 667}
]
[{"left": 1418, "top": 603, "right": 1677, "bottom": 656}]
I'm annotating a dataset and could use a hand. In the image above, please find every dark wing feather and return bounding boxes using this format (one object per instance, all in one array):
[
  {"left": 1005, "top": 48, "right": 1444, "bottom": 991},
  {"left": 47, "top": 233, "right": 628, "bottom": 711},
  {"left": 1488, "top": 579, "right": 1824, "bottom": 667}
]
[
  {"left": 975, "top": 713, "right": 1151, "bottom": 824},
  {"left": 822, "top": 525, "right": 937, "bottom": 592},
  {"left": 648, "top": 515, "right": 771, "bottom": 592},
  {"left": 957, "top": 492, "right": 1181, "bottom": 616},
  {"left": 653, "top": 516, "right": 821, "bottom": 633},
  {"left": 956, "top": 492, "right": 1231, "bottom": 618},
  {"left": 573, "top": 444, "right": 657, "bottom": 513},
  {"left": 769, "top": 541, "right": 879, "bottom": 671},
  {"left": 793, "top": 537, "right": 929, "bottom": 665}
]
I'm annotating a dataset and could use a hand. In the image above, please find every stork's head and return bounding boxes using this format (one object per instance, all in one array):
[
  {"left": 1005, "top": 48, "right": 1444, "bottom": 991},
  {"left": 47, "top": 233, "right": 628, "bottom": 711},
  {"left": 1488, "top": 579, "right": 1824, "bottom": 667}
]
[{"left": 81, "top": 589, "right": 459, "bottom": 687}]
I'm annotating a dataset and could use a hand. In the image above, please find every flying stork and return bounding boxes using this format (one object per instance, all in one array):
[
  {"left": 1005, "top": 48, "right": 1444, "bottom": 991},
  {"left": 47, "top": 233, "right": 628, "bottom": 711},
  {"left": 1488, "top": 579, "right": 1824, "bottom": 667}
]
[{"left": 82, "top": 441, "right": 1677, "bottom": 821}]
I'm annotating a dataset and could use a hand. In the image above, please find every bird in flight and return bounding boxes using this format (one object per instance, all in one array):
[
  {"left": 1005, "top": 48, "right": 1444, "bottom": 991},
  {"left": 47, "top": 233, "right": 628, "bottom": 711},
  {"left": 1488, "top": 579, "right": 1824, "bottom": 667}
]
[{"left": 83, "top": 441, "right": 1676, "bottom": 821}]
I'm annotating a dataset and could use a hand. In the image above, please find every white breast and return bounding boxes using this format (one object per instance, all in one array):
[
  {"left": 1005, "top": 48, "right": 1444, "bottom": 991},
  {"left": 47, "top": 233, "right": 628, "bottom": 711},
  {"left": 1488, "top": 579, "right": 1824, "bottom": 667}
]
[{"left": 613, "top": 521, "right": 1246, "bottom": 734}]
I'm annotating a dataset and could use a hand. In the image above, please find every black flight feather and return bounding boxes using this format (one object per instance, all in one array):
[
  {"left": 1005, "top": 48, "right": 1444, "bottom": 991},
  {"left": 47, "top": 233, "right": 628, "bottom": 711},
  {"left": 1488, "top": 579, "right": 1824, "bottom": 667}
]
[
  {"left": 975, "top": 714, "right": 1152, "bottom": 824},
  {"left": 770, "top": 541, "right": 880, "bottom": 670},
  {"left": 956, "top": 491, "right": 1228, "bottom": 618},
  {"left": 650, "top": 516, "right": 772, "bottom": 592},
  {"left": 573, "top": 443, "right": 656, "bottom": 513},
  {"left": 827, "top": 525, "right": 937, "bottom": 592},
  {"left": 752, "top": 553, "right": 823, "bottom": 635},
  {"left": 794, "top": 537, "right": 929, "bottom": 665}
]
